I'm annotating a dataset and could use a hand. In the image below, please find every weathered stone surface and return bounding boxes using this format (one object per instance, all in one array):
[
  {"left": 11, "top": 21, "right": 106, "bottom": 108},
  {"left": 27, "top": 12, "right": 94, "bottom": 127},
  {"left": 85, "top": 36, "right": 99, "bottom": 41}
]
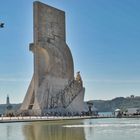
[{"left": 20, "top": 1, "right": 85, "bottom": 115}]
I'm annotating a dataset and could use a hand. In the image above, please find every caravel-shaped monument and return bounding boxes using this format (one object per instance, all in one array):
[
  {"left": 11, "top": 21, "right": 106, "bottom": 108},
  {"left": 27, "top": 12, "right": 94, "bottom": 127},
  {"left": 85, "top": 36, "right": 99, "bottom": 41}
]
[{"left": 20, "top": 1, "right": 85, "bottom": 115}]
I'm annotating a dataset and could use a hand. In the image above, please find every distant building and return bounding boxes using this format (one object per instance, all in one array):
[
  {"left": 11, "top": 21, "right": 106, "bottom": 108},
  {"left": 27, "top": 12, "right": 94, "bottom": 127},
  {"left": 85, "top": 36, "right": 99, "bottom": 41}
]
[
  {"left": 5, "top": 95, "right": 14, "bottom": 116},
  {"left": 125, "top": 108, "right": 140, "bottom": 115},
  {"left": 135, "top": 96, "right": 140, "bottom": 99},
  {"left": 114, "top": 107, "right": 140, "bottom": 117},
  {"left": 114, "top": 109, "right": 122, "bottom": 117}
]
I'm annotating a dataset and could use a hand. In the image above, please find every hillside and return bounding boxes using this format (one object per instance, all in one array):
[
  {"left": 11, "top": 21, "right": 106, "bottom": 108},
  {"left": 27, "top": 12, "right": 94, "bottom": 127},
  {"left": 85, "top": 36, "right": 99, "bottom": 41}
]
[
  {"left": 1, "top": 96, "right": 140, "bottom": 114},
  {"left": 92, "top": 97, "right": 140, "bottom": 112},
  {"left": 0, "top": 104, "right": 21, "bottom": 114}
]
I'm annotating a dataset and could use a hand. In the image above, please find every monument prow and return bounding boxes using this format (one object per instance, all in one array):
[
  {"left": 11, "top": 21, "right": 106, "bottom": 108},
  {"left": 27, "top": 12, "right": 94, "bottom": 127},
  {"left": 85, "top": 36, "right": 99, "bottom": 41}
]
[{"left": 20, "top": 1, "right": 85, "bottom": 116}]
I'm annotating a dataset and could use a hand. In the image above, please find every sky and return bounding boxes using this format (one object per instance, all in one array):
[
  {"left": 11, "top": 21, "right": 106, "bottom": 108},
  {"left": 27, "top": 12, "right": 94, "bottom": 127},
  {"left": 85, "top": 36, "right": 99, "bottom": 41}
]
[{"left": 0, "top": 0, "right": 140, "bottom": 104}]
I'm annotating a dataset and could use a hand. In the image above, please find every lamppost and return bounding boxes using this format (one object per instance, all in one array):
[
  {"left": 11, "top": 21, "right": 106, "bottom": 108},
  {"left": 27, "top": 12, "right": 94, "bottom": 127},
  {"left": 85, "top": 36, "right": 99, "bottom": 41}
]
[{"left": 0, "top": 22, "right": 4, "bottom": 28}]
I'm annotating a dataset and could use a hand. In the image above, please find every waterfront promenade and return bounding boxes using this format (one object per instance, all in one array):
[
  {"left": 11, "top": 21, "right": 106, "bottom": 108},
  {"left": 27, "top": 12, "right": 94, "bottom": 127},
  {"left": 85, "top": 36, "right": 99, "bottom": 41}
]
[
  {"left": 0, "top": 116, "right": 96, "bottom": 123},
  {"left": 1, "top": 114, "right": 139, "bottom": 123}
]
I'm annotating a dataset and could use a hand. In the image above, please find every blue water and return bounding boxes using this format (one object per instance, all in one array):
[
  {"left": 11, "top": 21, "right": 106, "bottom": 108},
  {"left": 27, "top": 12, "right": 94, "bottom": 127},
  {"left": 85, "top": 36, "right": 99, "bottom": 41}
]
[{"left": 0, "top": 118, "right": 140, "bottom": 140}]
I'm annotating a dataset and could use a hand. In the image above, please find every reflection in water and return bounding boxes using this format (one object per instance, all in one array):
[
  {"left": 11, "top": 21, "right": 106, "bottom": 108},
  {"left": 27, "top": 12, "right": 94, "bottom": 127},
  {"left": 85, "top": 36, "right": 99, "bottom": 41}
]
[
  {"left": 0, "top": 123, "right": 24, "bottom": 140},
  {"left": 23, "top": 121, "right": 86, "bottom": 140},
  {"left": 84, "top": 119, "right": 94, "bottom": 140},
  {"left": 1, "top": 118, "right": 140, "bottom": 140},
  {"left": 6, "top": 125, "right": 11, "bottom": 140}
]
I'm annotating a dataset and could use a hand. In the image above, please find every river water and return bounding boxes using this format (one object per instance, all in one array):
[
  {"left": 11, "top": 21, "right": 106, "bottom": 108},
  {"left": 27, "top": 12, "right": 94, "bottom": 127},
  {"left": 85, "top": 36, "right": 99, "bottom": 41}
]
[{"left": 0, "top": 118, "right": 140, "bottom": 140}]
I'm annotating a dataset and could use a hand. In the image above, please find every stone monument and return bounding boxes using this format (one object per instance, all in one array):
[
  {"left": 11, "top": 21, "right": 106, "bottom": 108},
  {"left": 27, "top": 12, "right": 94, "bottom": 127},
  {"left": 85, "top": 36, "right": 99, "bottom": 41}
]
[{"left": 20, "top": 1, "right": 85, "bottom": 115}]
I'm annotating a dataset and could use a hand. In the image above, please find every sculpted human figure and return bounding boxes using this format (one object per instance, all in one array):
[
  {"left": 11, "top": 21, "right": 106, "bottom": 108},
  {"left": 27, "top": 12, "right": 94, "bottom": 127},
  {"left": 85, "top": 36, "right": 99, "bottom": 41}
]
[{"left": 76, "top": 71, "right": 83, "bottom": 86}]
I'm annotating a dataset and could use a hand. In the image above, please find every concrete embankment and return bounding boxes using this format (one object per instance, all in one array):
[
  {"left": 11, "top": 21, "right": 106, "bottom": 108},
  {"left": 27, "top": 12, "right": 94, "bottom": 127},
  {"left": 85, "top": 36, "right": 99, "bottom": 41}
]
[
  {"left": 0, "top": 116, "right": 95, "bottom": 123},
  {"left": 2, "top": 115, "right": 139, "bottom": 123}
]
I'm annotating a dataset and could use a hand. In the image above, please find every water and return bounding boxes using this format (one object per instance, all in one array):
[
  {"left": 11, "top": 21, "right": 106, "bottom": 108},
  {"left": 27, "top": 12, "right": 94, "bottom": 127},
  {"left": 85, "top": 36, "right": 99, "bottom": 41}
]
[
  {"left": 98, "top": 112, "right": 114, "bottom": 117},
  {"left": 0, "top": 118, "right": 140, "bottom": 140}
]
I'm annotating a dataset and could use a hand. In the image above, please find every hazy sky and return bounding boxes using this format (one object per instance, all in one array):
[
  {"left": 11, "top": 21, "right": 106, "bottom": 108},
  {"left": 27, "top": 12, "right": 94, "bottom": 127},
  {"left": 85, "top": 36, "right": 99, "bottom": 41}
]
[{"left": 0, "top": 0, "right": 140, "bottom": 104}]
